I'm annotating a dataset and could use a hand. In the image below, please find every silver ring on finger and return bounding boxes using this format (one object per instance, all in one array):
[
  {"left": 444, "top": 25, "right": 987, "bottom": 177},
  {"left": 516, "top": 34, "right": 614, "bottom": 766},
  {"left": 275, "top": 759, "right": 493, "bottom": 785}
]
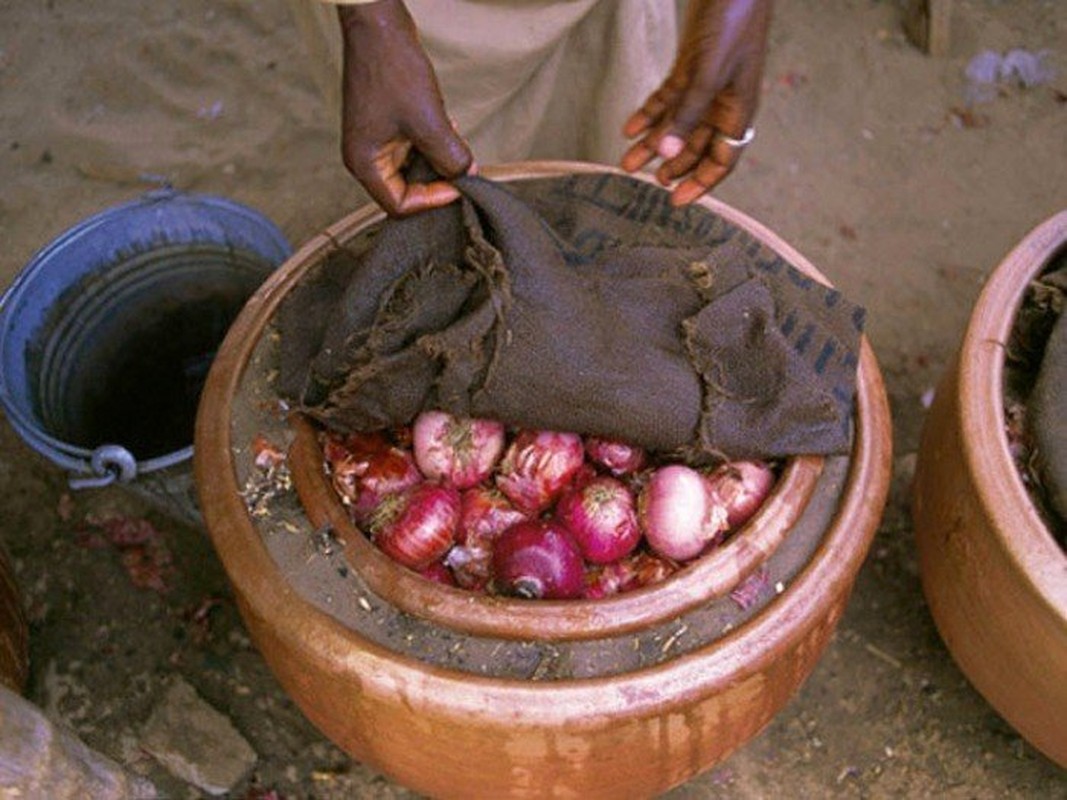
[{"left": 714, "top": 126, "right": 756, "bottom": 150}]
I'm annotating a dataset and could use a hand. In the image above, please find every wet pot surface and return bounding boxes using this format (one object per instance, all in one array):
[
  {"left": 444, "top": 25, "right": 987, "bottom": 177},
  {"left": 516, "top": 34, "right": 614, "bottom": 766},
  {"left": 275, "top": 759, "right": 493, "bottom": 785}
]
[{"left": 195, "top": 163, "right": 893, "bottom": 799}]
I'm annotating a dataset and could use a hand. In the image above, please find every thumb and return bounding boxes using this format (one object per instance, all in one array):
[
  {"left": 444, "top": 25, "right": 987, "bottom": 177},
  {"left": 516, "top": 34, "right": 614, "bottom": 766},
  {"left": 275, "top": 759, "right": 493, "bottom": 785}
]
[{"left": 408, "top": 113, "right": 474, "bottom": 180}]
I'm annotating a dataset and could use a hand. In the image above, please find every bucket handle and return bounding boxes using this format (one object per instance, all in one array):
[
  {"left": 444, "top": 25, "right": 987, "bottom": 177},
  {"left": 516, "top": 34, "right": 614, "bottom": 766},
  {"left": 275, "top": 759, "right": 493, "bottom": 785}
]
[{"left": 68, "top": 445, "right": 138, "bottom": 490}]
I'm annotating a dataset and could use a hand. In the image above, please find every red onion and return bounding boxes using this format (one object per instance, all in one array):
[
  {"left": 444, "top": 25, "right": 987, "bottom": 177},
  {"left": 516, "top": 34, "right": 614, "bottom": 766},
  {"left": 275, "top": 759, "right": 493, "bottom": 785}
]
[
  {"left": 583, "top": 435, "right": 647, "bottom": 477},
  {"left": 496, "top": 430, "right": 585, "bottom": 514},
  {"left": 638, "top": 464, "right": 728, "bottom": 561},
  {"left": 555, "top": 476, "right": 641, "bottom": 564},
  {"left": 418, "top": 560, "right": 458, "bottom": 587},
  {"left": 492, "top": 519, "right": 585, "bottom": 600},
  {"left": 583, "top": 550, "right": 679, "bottom": 599},
  {"left": 323, "top": 431, "right": 422, "bottom": 526},
  {"left": 627, "top": 550, "right": 679, "bottom": 588},
  {"left": 323, "top": 430, "right": 388, "bottom": 498},
  {"left": 445, "top": 486, "right": 528, "bottom": 590},
  {"left": 583, "top": 559, "right": 633, "bottom": 600},
  {"left": 570, "top": 462, "right": 600, "bottom": 492},
  {"left": 370, "top": 483, "right": 460, "bottom": 570},
  {"left": 705, "top": 460, "right": 776, "bottom": 530},
  {"left": 412, "top": 410, "right": 505, "bottom": 489}
]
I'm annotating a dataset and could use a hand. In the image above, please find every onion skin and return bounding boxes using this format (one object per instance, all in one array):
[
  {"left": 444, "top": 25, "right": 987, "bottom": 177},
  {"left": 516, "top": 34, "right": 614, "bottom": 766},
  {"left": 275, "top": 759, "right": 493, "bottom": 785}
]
[
  {"left": 570, "top": 462, "right": 600, "bottom": 492},
  {"left": 445, "top": 486, "right": 529, "bottom": 590},
  {"left": 583, "top": 550, "right": 679, "bottom": 599},
  {"left": 583, "top": 436, "right": 648, "bottom": 477},
  {"left": 638, "top": 464, "right": 727, "bottom": 562},
  {"left": 555, "top": 476, "right": 641, "bottom": 564},
  {"left": 412, "top": 410, "right": 506, "bottom": 490},
  {"left": 419, "top": 560, "right": 458, "bottom": 587},
  {"left": 370, "top": 483, "right": 461, "bottom": 570},
  {"left": 252, "top": 434, "right": 286, "bottom": 471},
  {"left": 458, "top": 486, "right": 528, "bottom": 542},
  {"left": 323, "top": 430, "right": 390, "bottom": 499},
  {"left": 628, "top": 550, "right": 680, "bottom": 588},
  {"left": 705, "top": 460, "right": 776, "bottom": 530},
  {"left": 583, "top": 559, "right": 633, "bottom": 600},
  {"left": 324, "top": 431, "right": 423, "bottom": 526},
  {"left": 491, "top": 519, "right": 586, "bottom": 600},
  {"left": 729, "top": 565, "right": 771, "bottom": 610},
  {"left": 496, "top": 430, "right": 586, "bottom": 514}
]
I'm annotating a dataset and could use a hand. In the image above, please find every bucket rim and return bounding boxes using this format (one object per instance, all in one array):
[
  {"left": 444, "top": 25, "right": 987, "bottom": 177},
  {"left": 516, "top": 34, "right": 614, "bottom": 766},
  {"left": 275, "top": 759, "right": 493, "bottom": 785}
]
[{"left": 0, "top": 188, "right": 289, "bottom": 480}]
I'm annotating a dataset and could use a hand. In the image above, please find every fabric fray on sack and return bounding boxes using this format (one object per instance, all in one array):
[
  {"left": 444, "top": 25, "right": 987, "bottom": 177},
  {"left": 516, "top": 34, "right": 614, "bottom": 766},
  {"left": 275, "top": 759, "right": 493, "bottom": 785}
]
[{"left": 278, "top": 173, "right": 866, "bottom": 462}]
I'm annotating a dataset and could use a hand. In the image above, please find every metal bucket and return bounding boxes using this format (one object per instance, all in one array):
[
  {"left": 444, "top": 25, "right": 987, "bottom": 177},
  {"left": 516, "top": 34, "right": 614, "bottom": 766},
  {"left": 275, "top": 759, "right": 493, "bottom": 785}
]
[{"left": 0, "top": 189, "right": 290, "bottom": 527}]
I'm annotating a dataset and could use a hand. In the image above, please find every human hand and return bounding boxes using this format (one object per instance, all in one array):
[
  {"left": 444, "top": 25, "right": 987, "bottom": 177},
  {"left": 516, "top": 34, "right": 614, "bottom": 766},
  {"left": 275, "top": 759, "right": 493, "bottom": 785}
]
[
  {"left": 621, "top": 0, "right": 772, "bottom": 206},
  {"left": 337, "top": 0, "right": 473, "bottom": 216}
]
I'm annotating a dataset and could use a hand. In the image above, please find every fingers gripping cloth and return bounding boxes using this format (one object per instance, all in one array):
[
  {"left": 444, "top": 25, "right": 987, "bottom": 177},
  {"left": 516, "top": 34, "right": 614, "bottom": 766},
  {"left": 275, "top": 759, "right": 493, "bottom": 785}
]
[{"left": 278, "top": 173, "right": 866, "bottom": 461}]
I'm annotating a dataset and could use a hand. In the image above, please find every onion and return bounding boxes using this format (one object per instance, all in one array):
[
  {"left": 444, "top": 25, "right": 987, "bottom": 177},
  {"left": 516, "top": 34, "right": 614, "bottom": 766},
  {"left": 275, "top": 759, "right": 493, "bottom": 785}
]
[
  {"left": 583, "top": 435, "right": 647, "bottom": 477},
  {"left": 570, "top": 461, "right": 600, "bottom": 492},
  {"left": 412, "top": 410, "right": 505, "bottom": 490},
  {"left": 492, "top": 519, "right": 585, "bottom": 600},
  {"left": 418, "top": 560, "right": 458, "bottom": 587},
  {"left": 370, "top": 483, "right": 460, "bottom": 570},
  {"left": 496, "top": 429, "right": 585, "bottom": 514},
  {"left": 705, "top": 460, "right": 776, "bottom": 530},
  {"left": 627, "top": 550, "right": 679, "bottom": 588},
  {"left": 323, "top": 431, "right": 422, "bottom": 526},
  {"left": 637, "top": 464, "right": 727, "bottom": 561},
  {"left": 583, "top": 550, "right": 679, "bottom": 599},
  {"left": 554, "top": 476, "right": 641, "bottom": 564},
  {"left": 444, "top": 486, "right": 528, "bottom": 590},
  {"left": 323, "top": 430, "right": 389, "bottom": 498},
  {"left": 583, "top": 559, "right": 632, "bottom": 600}
]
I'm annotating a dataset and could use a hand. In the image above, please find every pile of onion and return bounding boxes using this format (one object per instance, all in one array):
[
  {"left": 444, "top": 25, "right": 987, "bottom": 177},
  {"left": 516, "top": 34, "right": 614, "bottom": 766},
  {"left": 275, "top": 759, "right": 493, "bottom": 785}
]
[{"left": 322, "top": 410, "right": 777, "bottom": 601}]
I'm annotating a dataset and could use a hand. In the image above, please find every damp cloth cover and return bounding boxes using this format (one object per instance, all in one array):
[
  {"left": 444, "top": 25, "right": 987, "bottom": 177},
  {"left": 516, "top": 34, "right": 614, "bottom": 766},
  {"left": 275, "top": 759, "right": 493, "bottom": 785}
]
[
  {"left": 1027, "top": 260, "right": 1067, "bottom": 525},
  {"left": 277, "top": 172, "right": 866, "bottom": 462}
]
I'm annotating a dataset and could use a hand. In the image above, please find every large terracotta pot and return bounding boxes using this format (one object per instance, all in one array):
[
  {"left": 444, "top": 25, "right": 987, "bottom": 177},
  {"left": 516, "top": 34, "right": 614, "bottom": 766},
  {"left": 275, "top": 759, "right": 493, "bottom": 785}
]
[
  {"left": 913, "top": 210, "right": 1067, "bottom": 767},
  {"left": 196, "top": 162, "right": 892, "bottom": 799},
  {"left": 0, "top": 544, "right": 28, "bottom": 694}
]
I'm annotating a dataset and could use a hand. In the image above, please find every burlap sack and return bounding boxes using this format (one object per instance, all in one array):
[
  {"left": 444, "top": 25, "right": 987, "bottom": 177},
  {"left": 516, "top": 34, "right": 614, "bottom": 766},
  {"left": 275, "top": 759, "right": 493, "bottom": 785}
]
[
  {"left": 1028, "top": 262, "right": 1067, "bottom": 522},
  {"left": 279, "top": 172, "right": 865, "bottom": 462}
]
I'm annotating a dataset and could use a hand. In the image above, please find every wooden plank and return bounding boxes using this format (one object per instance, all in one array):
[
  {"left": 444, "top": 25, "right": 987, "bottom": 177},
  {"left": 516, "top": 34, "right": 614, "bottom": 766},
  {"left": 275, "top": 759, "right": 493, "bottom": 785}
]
[{"left": 903, "top": 0, "right": 953, "bottom": 57}]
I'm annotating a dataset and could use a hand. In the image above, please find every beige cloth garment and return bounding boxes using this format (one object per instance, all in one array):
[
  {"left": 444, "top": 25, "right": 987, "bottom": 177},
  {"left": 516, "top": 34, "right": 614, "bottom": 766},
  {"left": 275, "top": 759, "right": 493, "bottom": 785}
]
[{"left": 288, "top": 0, "right": 680, "bottom": 167}]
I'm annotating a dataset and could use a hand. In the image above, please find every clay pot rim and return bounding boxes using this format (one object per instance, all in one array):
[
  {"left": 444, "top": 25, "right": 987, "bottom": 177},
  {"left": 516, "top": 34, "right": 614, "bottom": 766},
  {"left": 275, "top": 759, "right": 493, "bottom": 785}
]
[
  {"left": 195, "top": 161, "right": 892, "bottom": 715},
  {"left": 956, "top": 210, "right": 1067, "bottom": 613}
]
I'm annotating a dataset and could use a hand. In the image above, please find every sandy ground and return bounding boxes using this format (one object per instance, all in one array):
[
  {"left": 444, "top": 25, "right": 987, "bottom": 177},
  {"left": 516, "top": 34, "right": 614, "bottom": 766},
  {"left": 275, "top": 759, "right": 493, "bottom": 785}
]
[{"left": 1, "top": 0, "right": 1066, "bottom": 797}]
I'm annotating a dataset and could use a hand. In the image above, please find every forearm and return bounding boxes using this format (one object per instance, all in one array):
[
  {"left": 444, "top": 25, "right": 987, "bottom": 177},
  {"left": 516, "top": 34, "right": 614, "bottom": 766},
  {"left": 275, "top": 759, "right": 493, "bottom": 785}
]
[{"left": 330, "top": 0, "right": 471, "bottom": 214}]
